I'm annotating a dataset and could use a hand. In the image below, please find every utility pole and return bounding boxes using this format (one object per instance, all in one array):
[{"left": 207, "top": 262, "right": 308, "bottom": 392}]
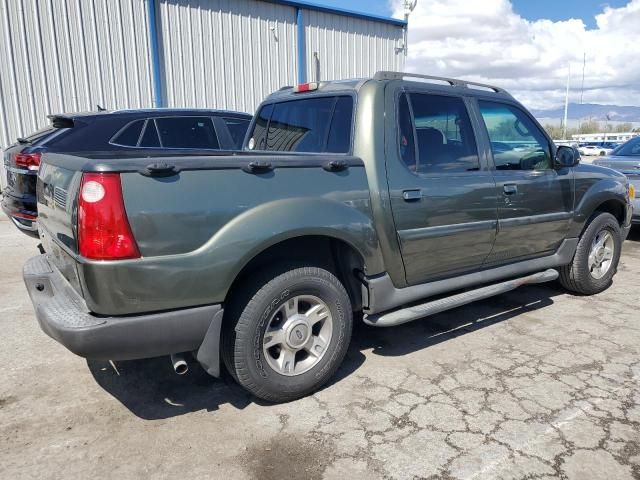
[
  {"left": 398, "top": 1, "right": 417, "bottom": 57},
  {"left": 580, "top": 51, "right": 586, "bottom": 104},
  {"left": 563, "top": 63, "right": 571, "bottom": 140}
]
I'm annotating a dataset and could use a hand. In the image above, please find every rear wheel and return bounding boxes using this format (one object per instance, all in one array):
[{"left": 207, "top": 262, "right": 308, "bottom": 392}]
[
  {"left": 222, "top": 266, "right": 352, "bottom": 402},
  {"left": 559, "top": 212, "right": 622, "bottom": 294}
]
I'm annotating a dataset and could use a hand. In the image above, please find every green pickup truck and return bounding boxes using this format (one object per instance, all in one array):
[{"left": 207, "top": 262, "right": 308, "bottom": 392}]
[{"left": 24, "top": 72, "right": 633, "bottom": 402}]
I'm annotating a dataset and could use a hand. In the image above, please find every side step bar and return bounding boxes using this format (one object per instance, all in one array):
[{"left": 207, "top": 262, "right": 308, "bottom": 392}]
[{"left": 363, "top": 269, "right": 559, "bottom": 328}]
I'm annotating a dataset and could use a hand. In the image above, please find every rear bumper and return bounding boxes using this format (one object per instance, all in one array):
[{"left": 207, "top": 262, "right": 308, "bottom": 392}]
[{"left": 23, "top": 255, "right": 223, "bottom": 366}]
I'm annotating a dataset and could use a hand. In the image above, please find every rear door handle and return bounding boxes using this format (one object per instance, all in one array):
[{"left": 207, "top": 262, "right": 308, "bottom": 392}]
[
  {"left": 402, "top": 189, "right": 422, "bottom": 201},
  {"left": 503, "top": 184, "right": 518, "bottom": 195}
]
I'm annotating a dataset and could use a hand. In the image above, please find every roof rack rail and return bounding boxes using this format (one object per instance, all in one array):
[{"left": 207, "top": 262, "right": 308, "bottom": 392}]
[{"left": 373, "top": 71, "right": 508, "bottom": 95}]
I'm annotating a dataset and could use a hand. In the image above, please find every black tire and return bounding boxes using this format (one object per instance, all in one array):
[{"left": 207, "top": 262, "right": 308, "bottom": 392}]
[
  {"left": 221, "top": 266, "right": 352, "bottom": 402},
  {"left": 559, "top": 212, "right": 622, "bottom": 295}
]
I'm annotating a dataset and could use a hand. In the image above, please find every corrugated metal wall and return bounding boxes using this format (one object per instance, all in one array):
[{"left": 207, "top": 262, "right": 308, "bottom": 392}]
[
  {"left": 158, "top": 0, "right": 298, "bottom": 115},
  {"left": 0, "top": 0, "right": 154, "bottom": 149},
  {"left": 303, "top": 8, "right": 404, "bottom": 82},
  {"left": 0, "top": 0, "right": 404, "bottom": 152}
]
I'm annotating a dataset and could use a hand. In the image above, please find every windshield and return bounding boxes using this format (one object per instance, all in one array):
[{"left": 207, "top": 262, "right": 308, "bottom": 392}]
[{"left": 612, "top": 137, "right": 640, "bottom": 156}]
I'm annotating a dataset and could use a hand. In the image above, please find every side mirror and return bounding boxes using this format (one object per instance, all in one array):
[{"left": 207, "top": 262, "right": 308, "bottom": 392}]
[{"left": 554, "top": 145, "right": 580, "bottom": 168}]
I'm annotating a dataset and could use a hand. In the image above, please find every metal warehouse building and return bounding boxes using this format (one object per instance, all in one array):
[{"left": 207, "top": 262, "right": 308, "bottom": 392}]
[{"left": 0, "top": 0, "right": 406, "bottom": 151}]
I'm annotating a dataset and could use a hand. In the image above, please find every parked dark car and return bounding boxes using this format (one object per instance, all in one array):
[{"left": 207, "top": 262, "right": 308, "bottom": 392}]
[
  {"left": 1, "top": 109, "right": 251, "bottom": 236},
  {"left": 593, "top": 136, "right": 640, "bottom": 224}
]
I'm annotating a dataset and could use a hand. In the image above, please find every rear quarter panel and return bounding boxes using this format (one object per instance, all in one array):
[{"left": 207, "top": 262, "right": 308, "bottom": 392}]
[{"left": 78, "top": 160, "right": 381, "bottom": 315}]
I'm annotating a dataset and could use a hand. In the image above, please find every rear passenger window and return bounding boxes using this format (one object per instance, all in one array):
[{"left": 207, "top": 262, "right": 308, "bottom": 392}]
[
  {"left": 399, "top": 93, "right": 479, "bottom": 174},
  {"left": 248, "top": 96, "right": 353, "bottom": 153},
  {"left": 222, "top": 117, "right": 250, "bottom": 148},
  {"left": 111, "top": 120, "right": 145, "bottom": 146},
  {"left": 156, "top": 117, "right": 219, "bottom": 149}
]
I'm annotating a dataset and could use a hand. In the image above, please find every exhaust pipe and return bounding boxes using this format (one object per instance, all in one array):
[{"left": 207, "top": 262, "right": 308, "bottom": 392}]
[{"left": 170, "top": 353, "right": 189, "bottom": 375}]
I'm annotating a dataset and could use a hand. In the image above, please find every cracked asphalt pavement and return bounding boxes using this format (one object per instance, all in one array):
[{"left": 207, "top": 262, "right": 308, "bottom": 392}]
[{"left": 1, "top": 216, "right": 640, "bottom": 479}]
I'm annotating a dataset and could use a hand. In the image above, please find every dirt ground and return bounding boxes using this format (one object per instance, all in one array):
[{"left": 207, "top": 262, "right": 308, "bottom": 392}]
[{"left": 1, "top": 216, "right": 639, "bottom": 479}]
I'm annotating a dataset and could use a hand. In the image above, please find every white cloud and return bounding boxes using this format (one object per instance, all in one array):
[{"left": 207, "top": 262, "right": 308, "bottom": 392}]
[{"left": 392, "top": 0, "right": 640, "bottom": 110}]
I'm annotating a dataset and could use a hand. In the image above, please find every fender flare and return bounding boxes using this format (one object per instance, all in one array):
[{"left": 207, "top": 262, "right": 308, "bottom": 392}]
[
  {"left": 203, "top": 197, "right": 385, "bottom": 296},
  {"left": 569, "top": 178, "right": 629, "bottom": 237}
]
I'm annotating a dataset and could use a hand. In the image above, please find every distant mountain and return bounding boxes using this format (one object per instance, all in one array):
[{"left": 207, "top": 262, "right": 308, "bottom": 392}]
[{"left": 530, "top": 103, "right": 640, "bottom": 122}]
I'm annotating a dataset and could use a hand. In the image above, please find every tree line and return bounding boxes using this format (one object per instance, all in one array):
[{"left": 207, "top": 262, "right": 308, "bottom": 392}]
[{"left": 542, "top": 121, "right": 640, "bottom": 140}]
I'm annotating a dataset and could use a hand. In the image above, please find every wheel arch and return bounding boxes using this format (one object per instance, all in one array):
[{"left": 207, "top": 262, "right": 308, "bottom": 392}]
[
  {"left": 224, "top": 234, "right": 367, "bottom": 311},
  {"left": 593, "top": 199, "right": 626, "bottom": 224},
  {"left": 570, "top": 178, "right": 629, "bottom": 237}
]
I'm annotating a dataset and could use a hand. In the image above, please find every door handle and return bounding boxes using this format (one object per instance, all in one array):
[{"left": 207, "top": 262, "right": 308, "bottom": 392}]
[
  {"left": 503, "top": 184, "right": 518, "bottom": 195},
  {"left": 402, "top": 189, "right": 422, "bottom": 201}
]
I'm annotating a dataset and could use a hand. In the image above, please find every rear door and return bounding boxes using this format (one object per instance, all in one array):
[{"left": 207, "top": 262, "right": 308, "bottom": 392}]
[
  {"left": 385, "top": 85, "right": 498, "bottom": 285},
  {"left": 475, "top": 100, "right": 573, "bottom": 263}
]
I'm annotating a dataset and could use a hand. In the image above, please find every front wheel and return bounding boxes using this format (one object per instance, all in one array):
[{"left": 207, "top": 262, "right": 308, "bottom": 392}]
[
  {"left": 559, "top": 212, "right": 622, "bottom": 295},
  {"left": 222, "top": 266, "right": 353, "bottom": 402}
]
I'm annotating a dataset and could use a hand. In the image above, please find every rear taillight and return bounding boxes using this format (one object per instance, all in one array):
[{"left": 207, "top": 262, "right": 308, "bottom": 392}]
[
  {"left": 78, "top": 173, "right": 140, "bottom": 260},
  {"left": 12, "top": 211, "right": 37, "bottom": 220},
  {"left": 14, "top": 152, "right": 42, "bottom": 171}
]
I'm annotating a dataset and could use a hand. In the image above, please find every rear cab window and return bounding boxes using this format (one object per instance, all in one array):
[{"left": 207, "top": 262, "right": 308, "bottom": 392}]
[{"left": 247, "top": 95, "right": 354, "bottom": 154}]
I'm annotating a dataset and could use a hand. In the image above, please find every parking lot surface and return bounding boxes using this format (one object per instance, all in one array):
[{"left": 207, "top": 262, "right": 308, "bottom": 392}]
[{"left": 1, "top": 216, "right": 639, "bottom": 480}]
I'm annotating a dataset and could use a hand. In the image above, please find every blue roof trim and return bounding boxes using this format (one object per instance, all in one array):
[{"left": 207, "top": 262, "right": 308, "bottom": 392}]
[{"left": 266, "top": 0, "right": 407, "bottom": 27}]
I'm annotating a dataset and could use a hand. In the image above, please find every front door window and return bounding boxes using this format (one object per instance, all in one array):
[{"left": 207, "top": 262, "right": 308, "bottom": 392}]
[{"left": 478, "top": 101, "right": 551, "bottom": 171}]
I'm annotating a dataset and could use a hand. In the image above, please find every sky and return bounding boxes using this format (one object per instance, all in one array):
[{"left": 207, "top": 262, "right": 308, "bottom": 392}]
[{"left": 316, "top": 0, "right": 640, "bottom": 110}]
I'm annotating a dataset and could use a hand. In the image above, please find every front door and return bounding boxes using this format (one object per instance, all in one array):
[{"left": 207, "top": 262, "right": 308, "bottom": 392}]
[
  {"left": 386, "top": 89, "right": 499, "bottom": 286},
  {"left": 476, "top": 100, "right": 573, "bottom": 263}
]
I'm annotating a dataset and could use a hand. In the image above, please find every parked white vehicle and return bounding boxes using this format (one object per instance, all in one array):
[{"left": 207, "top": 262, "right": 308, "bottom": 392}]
[{"left": 578, "top": 145, "right": 614, "bottom": 156}]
